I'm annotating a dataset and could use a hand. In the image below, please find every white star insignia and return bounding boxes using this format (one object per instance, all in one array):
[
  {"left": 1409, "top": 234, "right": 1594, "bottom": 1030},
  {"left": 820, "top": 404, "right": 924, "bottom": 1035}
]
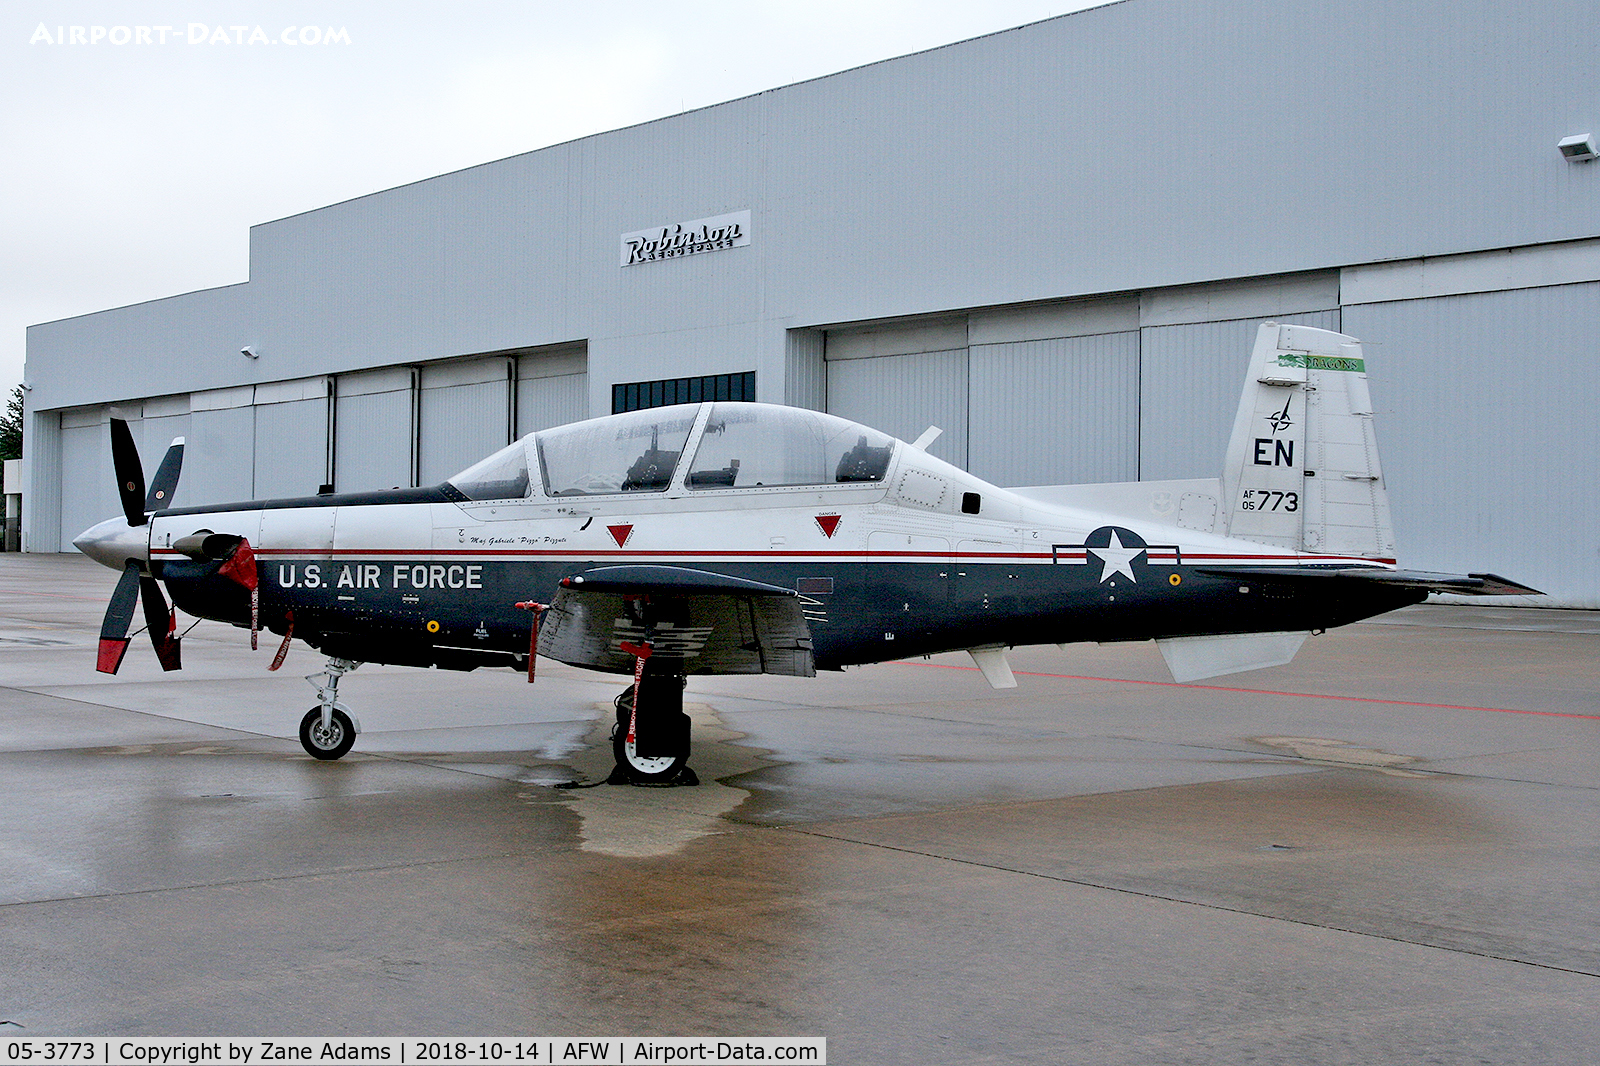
[{"left": 1089, "top": 530, "right": 1145, "bottom": 584}]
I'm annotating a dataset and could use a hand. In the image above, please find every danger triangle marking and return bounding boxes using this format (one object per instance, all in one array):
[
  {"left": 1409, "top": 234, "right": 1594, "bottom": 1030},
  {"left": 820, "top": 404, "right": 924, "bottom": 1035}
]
[
  {"left": 815, "top": 514, "right": 841, "bottom": 538},
  {"left": 607, "top": 524, "right": 633, "bottom": 547}
]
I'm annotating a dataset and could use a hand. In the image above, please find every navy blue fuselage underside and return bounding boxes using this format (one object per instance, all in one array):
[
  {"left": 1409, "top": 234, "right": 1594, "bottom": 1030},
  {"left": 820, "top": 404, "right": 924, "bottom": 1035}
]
[{"left": 157, "top": 553, "right": 1423, "bottom": 675}]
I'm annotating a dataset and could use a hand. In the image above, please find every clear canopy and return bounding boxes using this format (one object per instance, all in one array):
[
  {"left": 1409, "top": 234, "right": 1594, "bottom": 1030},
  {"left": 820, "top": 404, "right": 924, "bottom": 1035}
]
[
  {"left": 446, "top": 439, "right": 533, "bottom": 501},
  {"left": 686, "top": 403, "right": 894, "bottom": 489},
  {"left": 447, "top": 403, "right": 897, "bottom": 500},
  {"left": 536, "top": 407, "right": 698, "bottom": 496}
]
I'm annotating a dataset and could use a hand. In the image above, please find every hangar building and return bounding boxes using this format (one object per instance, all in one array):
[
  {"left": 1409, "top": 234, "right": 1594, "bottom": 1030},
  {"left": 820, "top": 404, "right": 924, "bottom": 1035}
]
[{"left": 23, "top": 0, "right": 1600, "bottom": 605}]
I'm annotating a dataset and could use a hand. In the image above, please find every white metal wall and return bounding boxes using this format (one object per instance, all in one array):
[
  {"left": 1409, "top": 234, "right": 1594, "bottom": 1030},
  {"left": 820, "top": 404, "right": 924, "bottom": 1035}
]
[
  {"left": 515, "top": 348, "right": 588, "bottom": 436},
  {"left": 57, "top": 409, "right": 109, "bottom": 552},
  {"left": 1344, "top": 282, "right": 1600, "bottom": 606},
  {"left": 826, "top": 347, "right": 969, "bottom": 470},
  {"left": 334, "top": 368, "right": 413, "bottom": 493},
  {"left": 969, "top": 332, "right": 1140, "bottom": 486},
  {"left": 418, "top": 359, "right": 511, "bottom": 486},
  {"left": 1139, "top": 310, "right": 1342, "bottom": 481}
]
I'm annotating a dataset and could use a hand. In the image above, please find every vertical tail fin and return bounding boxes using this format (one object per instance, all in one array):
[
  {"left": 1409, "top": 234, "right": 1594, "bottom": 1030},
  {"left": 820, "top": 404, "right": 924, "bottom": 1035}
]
[{"left": 1220, "top": 323, "right": 1395, "bottom": 560}]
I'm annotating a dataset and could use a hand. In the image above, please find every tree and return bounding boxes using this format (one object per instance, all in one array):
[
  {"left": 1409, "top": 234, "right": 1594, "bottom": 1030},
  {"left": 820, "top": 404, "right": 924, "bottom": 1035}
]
[{"left": 0, "top": 384, "right": 21, "bottom": 493}]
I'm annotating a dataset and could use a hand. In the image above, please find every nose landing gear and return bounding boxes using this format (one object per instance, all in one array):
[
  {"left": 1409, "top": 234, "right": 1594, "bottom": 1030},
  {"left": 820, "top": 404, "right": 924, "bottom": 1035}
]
[{"left": 299, "top": 657, "right": 363, "bottom": 760}]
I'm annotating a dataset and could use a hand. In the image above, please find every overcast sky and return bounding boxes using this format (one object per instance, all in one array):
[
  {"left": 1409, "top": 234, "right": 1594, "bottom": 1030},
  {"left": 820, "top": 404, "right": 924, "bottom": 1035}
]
[{"left": 3, "top": 0, "right": 1110, "bottom": 395}]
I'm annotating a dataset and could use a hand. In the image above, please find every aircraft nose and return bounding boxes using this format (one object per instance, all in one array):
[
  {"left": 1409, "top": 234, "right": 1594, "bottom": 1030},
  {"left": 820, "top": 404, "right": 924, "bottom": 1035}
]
[{"left": 73, "top": 516, "right": 149, "bottom": 571}]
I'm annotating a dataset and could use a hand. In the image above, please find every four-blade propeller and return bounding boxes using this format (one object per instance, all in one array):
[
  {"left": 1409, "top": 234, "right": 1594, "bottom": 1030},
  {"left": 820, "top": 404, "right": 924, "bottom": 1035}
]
[{"left": 94, "top": 418, "right": 185, "bottom": 675}]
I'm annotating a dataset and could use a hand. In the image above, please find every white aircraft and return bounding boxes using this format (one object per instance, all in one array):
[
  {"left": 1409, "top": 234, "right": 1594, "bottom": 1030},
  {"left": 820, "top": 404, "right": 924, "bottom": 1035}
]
[{"left": 75, "top": 323, "right": 1535, "bottom": 783}]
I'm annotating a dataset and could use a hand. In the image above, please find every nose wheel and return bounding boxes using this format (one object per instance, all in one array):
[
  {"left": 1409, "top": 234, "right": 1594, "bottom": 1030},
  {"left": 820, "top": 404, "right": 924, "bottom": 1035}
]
[
  {"left": 300, "top": 706, "right": 356, "bottom": 760},
  {"left": 299, "top": 656, "right": 362, "bottom": 760}
]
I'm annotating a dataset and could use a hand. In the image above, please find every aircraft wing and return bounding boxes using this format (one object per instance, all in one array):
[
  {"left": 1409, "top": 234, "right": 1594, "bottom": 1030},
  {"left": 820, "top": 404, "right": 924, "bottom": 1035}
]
[
  {"left": 1198, "top": 566, "right": 1542, "bottom": 596},
  {"left": 538, "top": 565, "right": 816, "bottom": 676}
]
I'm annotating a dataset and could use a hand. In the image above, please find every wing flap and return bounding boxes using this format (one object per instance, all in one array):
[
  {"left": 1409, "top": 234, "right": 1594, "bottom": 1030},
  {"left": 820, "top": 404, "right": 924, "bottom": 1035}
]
[{"left": 539, "top": 565, "right": 815, "bottom": 677}]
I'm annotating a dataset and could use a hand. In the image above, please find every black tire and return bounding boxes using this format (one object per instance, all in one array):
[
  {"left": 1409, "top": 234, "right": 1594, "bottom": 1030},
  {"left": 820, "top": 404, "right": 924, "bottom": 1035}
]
[
  {"left": 299, "top": 707, "right": 356, "bottom": 760},
  {"left": 610, "top": 724, "right": 689, "bottom": 784}
]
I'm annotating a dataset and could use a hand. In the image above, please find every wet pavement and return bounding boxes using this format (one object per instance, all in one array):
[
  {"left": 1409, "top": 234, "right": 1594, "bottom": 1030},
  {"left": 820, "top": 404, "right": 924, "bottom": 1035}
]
[{"left": 2, "top": 553, "right": 1598, "bottom": 1062}]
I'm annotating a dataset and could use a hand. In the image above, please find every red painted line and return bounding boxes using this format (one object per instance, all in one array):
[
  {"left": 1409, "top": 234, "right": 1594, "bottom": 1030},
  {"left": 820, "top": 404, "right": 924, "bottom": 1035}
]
[
  {"left": 901, "top": 660, "right": 1600, "bottom": 721},
  {"left": 150, "top": 545, "right": 1391, "bottom": 565}
]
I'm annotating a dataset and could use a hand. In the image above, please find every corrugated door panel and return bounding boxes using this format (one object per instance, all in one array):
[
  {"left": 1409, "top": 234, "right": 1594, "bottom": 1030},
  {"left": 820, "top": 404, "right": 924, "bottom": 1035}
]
[
  {"left": 826, "top": 348, "right": 968, "bottom": 469},
  {"left": 1344, "top": 283, "right": 1600, "bottom": 605},
  {"left": 336, "top": 389, "right": 411, "bottom": 492},
  {"left": 254, "top": 399, "right": 328, "bottom": 500},
  {"left": 969, "top": 332, "right": 1139, "bottom": 487},
  {"left": 58, "top": 422, "right": 110, "bottom": 552},
  {"left": 1139, "top": 310, "right": 1339, "bottom": 481},
  {"left": 784, "top": 329, "right": 826, "bottom": 410},
  {"left": 419, "top": 379, "right": 507, "bottom": 485},
  {"left": 516, "top": 371, "right": 587, "bottom": 435},
  {"left": 185, "top": 407, "right": 256, "bottom": 506}
]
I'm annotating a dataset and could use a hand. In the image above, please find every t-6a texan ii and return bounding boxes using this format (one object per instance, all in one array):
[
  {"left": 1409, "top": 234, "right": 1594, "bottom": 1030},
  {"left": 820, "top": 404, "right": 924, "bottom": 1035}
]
[{"left": 74, "top": 324, "right": 1537, "bottom": 783}]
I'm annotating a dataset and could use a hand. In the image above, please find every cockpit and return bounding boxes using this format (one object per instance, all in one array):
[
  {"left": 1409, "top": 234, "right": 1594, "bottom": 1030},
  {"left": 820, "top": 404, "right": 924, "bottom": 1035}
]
[{"left": 445, "top": 403, "right": 898, "bottom": 501}]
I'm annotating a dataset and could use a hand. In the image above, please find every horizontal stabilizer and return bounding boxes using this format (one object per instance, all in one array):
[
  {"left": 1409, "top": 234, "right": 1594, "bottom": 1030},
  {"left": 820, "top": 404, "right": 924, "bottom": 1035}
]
[
  {"left": 1198, "top": 566, "right": 1542, "bottom": 597},
  {"left": 1157, "top": 630, "right": 1309, "bottom": 683}
]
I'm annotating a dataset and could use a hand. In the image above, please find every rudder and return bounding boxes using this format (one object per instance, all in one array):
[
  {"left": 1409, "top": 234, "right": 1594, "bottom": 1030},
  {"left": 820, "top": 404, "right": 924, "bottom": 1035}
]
[{"left": 1220, "top": 323, "right": 1395, "bottom": 561}]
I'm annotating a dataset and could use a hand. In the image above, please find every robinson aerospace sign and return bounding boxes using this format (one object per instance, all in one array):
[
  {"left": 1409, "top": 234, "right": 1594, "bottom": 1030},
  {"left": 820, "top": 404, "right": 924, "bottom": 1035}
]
[{"left": 621, "top": 210, "right": 750, "bottom": 266}]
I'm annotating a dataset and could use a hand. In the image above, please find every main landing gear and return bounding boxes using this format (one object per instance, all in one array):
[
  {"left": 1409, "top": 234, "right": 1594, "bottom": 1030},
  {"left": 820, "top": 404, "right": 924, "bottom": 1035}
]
[
  {"left": 299, "top": 657, "right": 362, "bottom": 760},
  {"left": 609, "top": 672, "right": 698, "bottom": 787}
]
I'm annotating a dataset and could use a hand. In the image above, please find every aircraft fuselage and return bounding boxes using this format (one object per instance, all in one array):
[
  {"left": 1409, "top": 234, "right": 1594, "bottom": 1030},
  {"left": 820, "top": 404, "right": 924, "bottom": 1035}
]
[{"left": 143, "top": 470, "right": 1419, "bottom": 676}]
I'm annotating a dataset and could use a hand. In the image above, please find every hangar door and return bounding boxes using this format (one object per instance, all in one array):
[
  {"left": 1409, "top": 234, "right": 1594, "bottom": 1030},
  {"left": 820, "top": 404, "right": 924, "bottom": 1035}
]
[
  {"left": 418, "top": 358, "right": 513, "bottom": 487},
  {"left": 253, "top": 377, "right": 330, "bottom": 500},
  {"left": 57, "top": 407, "right": 112, "bottom": 552},
  {"left": 136, "top": 396, "right": 193, "bottom": 509},
  {"left": 824, "top": 319, "right": 969, "bottom": 470},
  {"left": 823, "top": 300, "right": 1144, "bottom": 488},
  {"left": 966, "top": 298, "right": 1141, "bottom": 487},
  {"left": 967, "top": 333, "right": 1140, "bottom": 487},
  {"left": 335, "top": 368, "right": 413, "bottom": 493},
  {"left": 1138, "top": 310, "right": 1340, "bottom": 481},
  {"left": 59, "top": 399, "right": 194, "bottom": 551},
  {"left": 516, "top": 346, "right": 588, "bottom": 435}
]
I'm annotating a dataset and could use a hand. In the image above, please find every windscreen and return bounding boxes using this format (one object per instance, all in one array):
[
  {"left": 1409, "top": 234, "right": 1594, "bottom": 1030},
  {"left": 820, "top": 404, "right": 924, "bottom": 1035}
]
[{"left": 447, "top": 439, "right": 533, "bottom": 501}]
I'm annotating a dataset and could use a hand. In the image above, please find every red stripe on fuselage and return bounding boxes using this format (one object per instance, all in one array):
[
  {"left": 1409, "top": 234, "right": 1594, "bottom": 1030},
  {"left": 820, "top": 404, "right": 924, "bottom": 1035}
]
[{"left": 150, "top": 546, "right": 1397, "bottom": 566}]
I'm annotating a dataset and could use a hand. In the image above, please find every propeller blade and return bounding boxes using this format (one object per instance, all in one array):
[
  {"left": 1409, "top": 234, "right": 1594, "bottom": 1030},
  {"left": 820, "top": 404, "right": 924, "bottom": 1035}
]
[
  {"left": 96, "top": 561, "right": 141, "bottom": 674},
  {"left": 109, "top": 418, "right": 147, "bottom": 527},
  {"left": 144, "top": 438, "right": 184, "bottom": 512},
  {"left": 140, "top": 575, "right": 182, "bottom": 672}
]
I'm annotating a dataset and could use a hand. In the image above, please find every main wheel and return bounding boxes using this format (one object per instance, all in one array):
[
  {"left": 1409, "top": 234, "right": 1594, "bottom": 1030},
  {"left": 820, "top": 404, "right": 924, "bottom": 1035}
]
[
  {"left": 610, "top": 685, "right": 690, "bottom": 784},
  {"left": 610, "top": 725, "right": 689, "bottom": 783},
  {"left": 299, "top": 707, "right": 356, "bottom": 760}
]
